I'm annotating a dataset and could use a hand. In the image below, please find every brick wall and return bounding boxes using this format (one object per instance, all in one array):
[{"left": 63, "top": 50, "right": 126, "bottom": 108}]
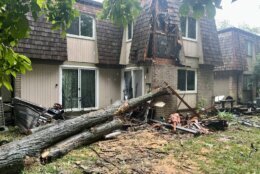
[
  {"left": 197, "top": 65, "right": 214, "bottom": 107},
  {"left": 151, "top": 64, "right": 178, "bottom": 118}
]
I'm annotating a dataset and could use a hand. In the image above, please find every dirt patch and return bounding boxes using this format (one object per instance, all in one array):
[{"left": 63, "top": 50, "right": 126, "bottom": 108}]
[{"left": 75, "top": 129, "right": 199, "bottom": 173}]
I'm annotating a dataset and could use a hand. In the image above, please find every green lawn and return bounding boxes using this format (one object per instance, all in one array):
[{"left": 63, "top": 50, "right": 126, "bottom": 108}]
[{"left": 1, "top": 119, "right": 259, "bottom": 174}]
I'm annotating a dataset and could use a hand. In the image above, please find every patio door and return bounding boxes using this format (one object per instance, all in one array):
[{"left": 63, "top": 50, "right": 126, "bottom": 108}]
[
  {"left": 62, "top": 68, "right": 96, "bottom": 110},
  {"left": 123, "top": 69, "right": 143, "bottom": 100}
]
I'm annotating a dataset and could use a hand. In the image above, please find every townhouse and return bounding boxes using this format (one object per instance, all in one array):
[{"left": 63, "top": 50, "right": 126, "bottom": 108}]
[
  {"left": 1, "top": 0, "right": 222, "bottom": 117},
  {"left": 214, "top": 27, "right": 260, "bottom": 103}
]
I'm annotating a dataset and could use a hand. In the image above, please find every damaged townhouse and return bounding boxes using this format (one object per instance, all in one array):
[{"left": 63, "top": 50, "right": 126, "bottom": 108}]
[
  {"left": 214, "top": 27, "right": 260, "bottom": 104},
  {"left": 1, "top": 0, "right": 222, "bottom": 118}
]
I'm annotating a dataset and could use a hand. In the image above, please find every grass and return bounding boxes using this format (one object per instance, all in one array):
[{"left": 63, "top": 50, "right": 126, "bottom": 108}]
[
  {"left": 1, "top": 120, "right": 260, "bottom": 174},
  {"left": 162, "top": 124, "right": 260, "bottom": 174}
]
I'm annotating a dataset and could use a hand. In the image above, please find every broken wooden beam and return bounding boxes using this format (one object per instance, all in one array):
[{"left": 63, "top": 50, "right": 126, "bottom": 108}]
[
  {"left": 164, "top": 81, "right": 200, "bottom": 118},
  {"left": 150, "top": 119, "right": 200, "bottom": 135}
]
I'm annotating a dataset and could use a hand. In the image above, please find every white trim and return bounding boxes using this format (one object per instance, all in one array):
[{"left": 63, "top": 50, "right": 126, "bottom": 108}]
[
  {"left": 59, "top": 65, "right": 99, "bottom": 111},
  {"left": 121, "top": 67, "right": 144, "bottom": 100},
  {"left": 66, "top": 13, "right": 96, "bottom": 40},
  {"left": 126, "top": 22, "right": 133, "bottom": 42},
  {"left": 181, "top": 17, "right": 198, "bottom": 41},
  {"left": 177, "top": 68, "right": 197, "bottom": 94}
]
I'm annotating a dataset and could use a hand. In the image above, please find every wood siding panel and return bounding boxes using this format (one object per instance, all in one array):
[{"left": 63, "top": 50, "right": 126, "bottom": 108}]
[
  {"left": 177, "top": 94, "right": 197, "bottom": 109},
  {"left": 183, "top": 40, "right": 200, "bottom": 58},
  {"left": 21, "top": 64, "right": 59, "bottom": 107},
  {"left": 67, "top": 37, "right": 97, "bottom": 63},
  {"left": 99, "top": 69, "right": 121, "bottom": 108}
]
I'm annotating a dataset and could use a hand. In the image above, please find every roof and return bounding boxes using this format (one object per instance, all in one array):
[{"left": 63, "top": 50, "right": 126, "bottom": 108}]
[
  {"left": 218, "top": 27, "right": 260, "bottom": 38},
  {"left": 216, "top": 27, "right": 260, "bottom": 71},
  {"left": 130, "top": 0, "right": 180, "bottom": 63},
  {"left": 14, "top": 15, "right": 67, "bottom": 61},
  {"left": 96, "top": 20, "right": 123, "bottom": 65},
  {"left": 200, "top": 18, "right": 223, "bottom": 66},
  {"left": 77, "top": 0, "right": 102, "bottom": 7}
]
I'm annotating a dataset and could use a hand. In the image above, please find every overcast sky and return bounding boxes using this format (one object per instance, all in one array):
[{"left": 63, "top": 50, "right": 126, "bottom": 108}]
[
  {"left": 216, "top": 0, "right": 260, "bottom": 27},
  {"left": 94, "top": 0, "right": 260, "bottom": 27}
]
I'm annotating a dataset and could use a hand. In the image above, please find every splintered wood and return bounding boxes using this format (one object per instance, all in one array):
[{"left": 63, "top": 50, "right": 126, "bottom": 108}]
[{"left": 73, "top": 129, "right": 195, "bottom": 174}]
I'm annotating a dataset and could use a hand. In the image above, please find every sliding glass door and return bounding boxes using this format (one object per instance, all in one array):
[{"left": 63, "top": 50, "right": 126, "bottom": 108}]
[{"left": 62, "top": 68, "right": 96, "bottom": 110}]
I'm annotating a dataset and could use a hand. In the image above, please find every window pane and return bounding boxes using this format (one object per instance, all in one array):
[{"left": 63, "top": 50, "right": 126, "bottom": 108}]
[
  {"left": 124, "top": 71, "right": 133, "bottom": 99},
  {"left": 81, "top": 70, "right": 95, "bottom": 108},
  {"left": 188, "top": 17, "right": 196, "bottom": 39},
  {"left": 81, "top": 14, "right": 93, "bottom": 37},
  {"left": 180, "top": 17, "right": 186, "bottom": 37},
  {"left": 187, "top": 71, "right": 195, "bottom": 90},
  {"left": 247, "top": 41, "right": 252, "bottom": 56},
  {"left": 128, "top": 23, "right": 133, "bottom": 40},
  {"left": 178, "top": 70, "right": 186, "bottom": 91},
  {"left": 62, "top": 69, "right": 78, "bottom": 109},
  {"left": 67, "top": 17, "right": 79, "bottom": 35}
]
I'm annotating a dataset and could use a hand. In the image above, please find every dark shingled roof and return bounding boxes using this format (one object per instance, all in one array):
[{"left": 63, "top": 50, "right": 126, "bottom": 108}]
[
  {"left": 199, "top": 18, "right": 223, "bottom": 66},
  {"left": 130, "top": 0, "right": 222, "bottom": 67},
  {"left": 129, "top": 3, "right": 152, "bottom": 63},
  {"left": 96, "top": 20, "right": 123, "bottom": 65},
  {"left": 215, "top": 27, "right": 260, "bottom": 71},
  {"left": 130, "top": 0, "right": 180, "bottom": 63},
  {"left": 14, "top": 15, "right": 67, "bottom": 61}
]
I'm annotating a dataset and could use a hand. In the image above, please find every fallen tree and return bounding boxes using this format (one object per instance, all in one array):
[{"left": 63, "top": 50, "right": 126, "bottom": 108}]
[
  {"left": 0, "top": 87, "right": 168, "bottom": 173},
  {"left": 41, "top": 119, "right": 122, "bottom": 163}
]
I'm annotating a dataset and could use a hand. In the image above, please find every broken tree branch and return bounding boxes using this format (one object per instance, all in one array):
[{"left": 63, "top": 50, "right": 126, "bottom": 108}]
[
  {"left": 41, "top": 119, "right": 123, "bottom": 163},
  {"left": 0, "top": 87, "right": 169, "bottom": 173}
]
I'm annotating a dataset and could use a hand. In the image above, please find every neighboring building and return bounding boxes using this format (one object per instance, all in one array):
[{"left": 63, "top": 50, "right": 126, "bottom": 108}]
[
  {"left": 6, "top": 0, "right": 222, "bottom": 117},
  {"left": 214, "top": 27, "right": 260, "bottom": 103}
]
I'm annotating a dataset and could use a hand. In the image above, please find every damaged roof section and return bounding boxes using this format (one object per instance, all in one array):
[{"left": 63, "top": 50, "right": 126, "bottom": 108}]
[
  {"left": 216, "top": 27, "right": 260, "bottom": 71},
  {"left": 14, "top": 15, "right": 67, "bottom": 61},
  {"left": 130, "top": 0, "right": 180, "bottom": 64}
]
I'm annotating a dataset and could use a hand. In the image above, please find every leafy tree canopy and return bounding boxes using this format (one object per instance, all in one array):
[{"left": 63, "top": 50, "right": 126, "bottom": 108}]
[
  {"left": 98, "top": 0, "right": 141, "bottom": 26},
  {"left": 0, "top": 0, "right": 78, "bottom": 90},
  {"left": 99, "top": 0, "right": 238, "bottom": 26}
]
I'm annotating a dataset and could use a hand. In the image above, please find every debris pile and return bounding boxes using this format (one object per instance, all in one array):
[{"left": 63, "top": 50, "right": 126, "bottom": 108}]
[{"left": 12, "top": 97, "right": 64, "bottom": 134}]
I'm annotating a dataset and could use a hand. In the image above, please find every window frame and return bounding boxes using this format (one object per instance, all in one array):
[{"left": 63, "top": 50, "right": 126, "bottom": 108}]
[
  {"left": 177, "top": 68, "right": 197, "bottom": 94},
  {"left": 180, "top": 16, "right": 198, "bottom": 41},
  {"left": 121, "top": 67, "right": 144, "bottom": 100},
  {"left": 246, "top": 40, "right": 253, "bottom": 57},
  {"left": 59, "top": 65, "right": 99, "bottom": 111},
  {"left": 66, "top": 13, "right": 96, "bottom": 40},
  {"left": 126, "top": 22, "right": 134, "bottom": 42}
]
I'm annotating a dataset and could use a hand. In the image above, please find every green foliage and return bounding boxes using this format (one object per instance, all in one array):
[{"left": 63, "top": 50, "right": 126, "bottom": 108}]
[
  {"left": 98, "top": 0, "right": 141, "bottom": 26},
  {"left": 0, "top": 0, "right": 78, "bottom": 90},
  {"left": 218, "top": 111, "right": 234, "bottom": 121},
  {"left": 180, "top": 0, "right": 236, "bottom": 19}
]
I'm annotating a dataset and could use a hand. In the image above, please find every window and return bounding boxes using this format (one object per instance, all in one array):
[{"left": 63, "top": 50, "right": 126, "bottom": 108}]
[
  {"left": 123, "top": 69, "right": 143, "bottom": 100},
  {"left": 247, "top": 41, "right": 253, "bottom": 56},
  {"left": 180, "top": 17, "right": 197, "bottom": 40},
  {"left": 67, "top": 13, "right": 94, "bottom": 38},
  {"left": 177, "top": 69, "right": 196, "bottom": 91},
  {"left": 62, "top": 68, "right": 96, "bottom": 110},
  {"left": 127, "top": 22, "right": 133, "bottom": 41},
  {"left": 243, "top": 75, "right": 253, "bottom": 90}
]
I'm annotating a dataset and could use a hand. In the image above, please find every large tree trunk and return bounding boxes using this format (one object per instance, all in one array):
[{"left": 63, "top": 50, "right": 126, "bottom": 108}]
[
  {"left": 0, "top": 87, "right": 168, "bottom": 173},
  {"left": 41, "top": 119, "right": 122, "bottom": 163}
]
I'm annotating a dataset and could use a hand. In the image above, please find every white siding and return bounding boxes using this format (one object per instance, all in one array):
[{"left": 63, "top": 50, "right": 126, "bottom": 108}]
[{"left": 21, "top": 63, "right": 59, "bottom": 107}]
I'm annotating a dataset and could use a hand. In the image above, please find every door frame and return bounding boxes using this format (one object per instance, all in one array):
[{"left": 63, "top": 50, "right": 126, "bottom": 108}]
[
  {"left": 59, "top": 65, "right": 99, "bottom": 111},
  {"left": 121, "top": 67, "right": 144, "bottom": 100}
]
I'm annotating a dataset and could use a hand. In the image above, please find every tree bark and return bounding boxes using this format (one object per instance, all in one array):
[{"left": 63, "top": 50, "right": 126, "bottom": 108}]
[
  {"left": 0, "top": 87, "right": 168, "bottom": 173},
  {"left": 41, "top": 119, "right": 122, "bottom": 163}
]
